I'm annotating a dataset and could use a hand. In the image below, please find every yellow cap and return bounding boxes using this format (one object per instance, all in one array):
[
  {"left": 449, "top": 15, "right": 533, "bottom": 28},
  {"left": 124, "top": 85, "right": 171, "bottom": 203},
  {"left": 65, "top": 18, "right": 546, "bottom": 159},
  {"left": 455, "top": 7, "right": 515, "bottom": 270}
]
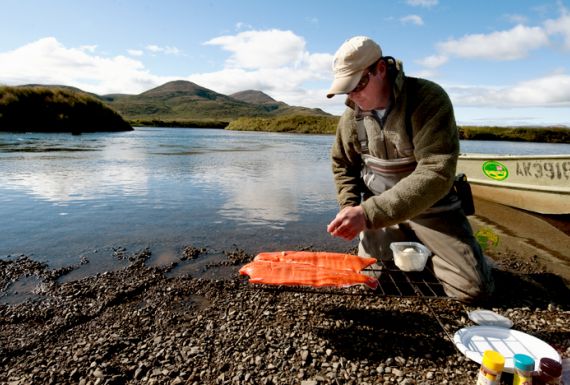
[{"left": 482, "top": 350, "right": 505, "bottom": 372}]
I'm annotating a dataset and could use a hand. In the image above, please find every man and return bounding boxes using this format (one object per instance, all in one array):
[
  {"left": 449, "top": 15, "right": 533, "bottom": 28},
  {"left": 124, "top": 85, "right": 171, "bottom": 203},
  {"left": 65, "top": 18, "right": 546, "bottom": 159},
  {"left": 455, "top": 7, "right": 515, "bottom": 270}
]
[{"left": 325, "top": 36, "right": 494, "bottom": 303}]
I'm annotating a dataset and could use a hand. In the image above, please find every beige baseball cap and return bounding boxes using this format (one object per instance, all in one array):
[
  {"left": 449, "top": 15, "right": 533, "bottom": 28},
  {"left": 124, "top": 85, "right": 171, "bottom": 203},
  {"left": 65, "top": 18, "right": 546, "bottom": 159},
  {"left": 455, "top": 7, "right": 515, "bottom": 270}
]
[{"left": 326, "top": 36, "right": 382, "bottom": 98}]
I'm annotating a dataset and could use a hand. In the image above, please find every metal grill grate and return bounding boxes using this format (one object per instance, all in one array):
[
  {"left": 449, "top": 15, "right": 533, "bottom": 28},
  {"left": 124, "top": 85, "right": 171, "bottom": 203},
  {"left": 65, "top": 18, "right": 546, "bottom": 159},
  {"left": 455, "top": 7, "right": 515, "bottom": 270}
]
[
  {"left": 255, "top": 259, "right": 448, "bottom": 299},
  {"left": 364, "top": 259, "right": 447, "bottom": 298}
]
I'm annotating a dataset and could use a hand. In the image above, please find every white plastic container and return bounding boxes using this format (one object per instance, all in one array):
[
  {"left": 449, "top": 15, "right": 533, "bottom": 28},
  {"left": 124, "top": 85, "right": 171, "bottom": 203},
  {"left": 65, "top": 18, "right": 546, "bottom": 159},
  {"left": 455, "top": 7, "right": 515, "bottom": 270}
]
[{"left": 390, "top": 242, "right": 431, "bottom": 272}]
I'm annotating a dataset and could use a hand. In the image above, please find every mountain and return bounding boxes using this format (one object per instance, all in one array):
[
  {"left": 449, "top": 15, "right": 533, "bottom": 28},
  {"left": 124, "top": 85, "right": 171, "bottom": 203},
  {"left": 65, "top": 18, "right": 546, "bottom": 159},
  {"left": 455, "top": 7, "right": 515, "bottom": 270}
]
[
  {"left": 102, "top": 81, "right": 331, "bottom": 121},
  {"left": 229, "top": 90, "right": 278, "bottom": 104},
  {"left": 229, "top": 89, "right": 333, "bottom": 117}
]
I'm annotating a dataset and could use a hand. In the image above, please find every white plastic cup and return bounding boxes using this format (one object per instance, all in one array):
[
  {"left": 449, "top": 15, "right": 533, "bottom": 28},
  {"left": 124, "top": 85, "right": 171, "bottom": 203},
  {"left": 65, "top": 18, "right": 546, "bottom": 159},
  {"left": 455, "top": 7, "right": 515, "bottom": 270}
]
[{"left": 389, "top": 242, "right": 431, "bottom": 272}]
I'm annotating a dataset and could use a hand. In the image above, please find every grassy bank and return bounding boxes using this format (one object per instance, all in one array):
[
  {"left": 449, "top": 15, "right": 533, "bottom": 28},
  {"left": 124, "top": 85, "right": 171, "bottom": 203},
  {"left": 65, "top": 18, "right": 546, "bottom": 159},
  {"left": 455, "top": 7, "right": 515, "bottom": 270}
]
[
  {"left": 226, "top": 116, "right": 569, "bottom": 143},
  {"left": 459, "top": 125, "right": 570, "bottom": 143},
  {"left": 226, "top": 115, "right": 339, "bottom": 134},
  {"left": 129, "top": 118, "right": 229, "bottom": 128},
  {"left": 0, "top": 86, "right": 132, "bottom": 132}
]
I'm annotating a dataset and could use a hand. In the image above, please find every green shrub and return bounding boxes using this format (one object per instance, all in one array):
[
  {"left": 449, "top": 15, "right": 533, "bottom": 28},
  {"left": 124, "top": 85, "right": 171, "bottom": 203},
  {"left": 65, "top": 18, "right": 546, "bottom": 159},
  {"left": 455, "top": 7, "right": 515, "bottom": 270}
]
[
  {"left": 226, "top": 115, "right": 339, "bottom": 134},
  {"left": 459, "top": 125, "right": 569, "bottom": 143},
  {"left": 0, "top": 86, "right": 132, "bottom": 132}
]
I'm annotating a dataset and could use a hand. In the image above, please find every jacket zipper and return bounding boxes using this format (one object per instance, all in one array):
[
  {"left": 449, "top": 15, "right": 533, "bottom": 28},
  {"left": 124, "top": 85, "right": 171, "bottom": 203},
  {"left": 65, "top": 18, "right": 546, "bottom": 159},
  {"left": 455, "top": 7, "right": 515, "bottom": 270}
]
[{"left": 373, "top": 112, "right": 389, "bottom": 159}]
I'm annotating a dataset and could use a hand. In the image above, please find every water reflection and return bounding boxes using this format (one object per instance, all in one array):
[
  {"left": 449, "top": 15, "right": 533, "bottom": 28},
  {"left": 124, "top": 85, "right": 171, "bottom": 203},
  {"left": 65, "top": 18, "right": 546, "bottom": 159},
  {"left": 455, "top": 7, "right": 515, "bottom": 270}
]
[
  {"left": 0, "top": 128, "right": 343, "bottom": 266},
  {"left": 0, "top": 132, "right": 149, "bottom": 201},
  {"left": 3, "top": 128, "right": 565, "bottom": 270},
  {"left": 3, "top": 164, "right": 149, "bottom": 202}
]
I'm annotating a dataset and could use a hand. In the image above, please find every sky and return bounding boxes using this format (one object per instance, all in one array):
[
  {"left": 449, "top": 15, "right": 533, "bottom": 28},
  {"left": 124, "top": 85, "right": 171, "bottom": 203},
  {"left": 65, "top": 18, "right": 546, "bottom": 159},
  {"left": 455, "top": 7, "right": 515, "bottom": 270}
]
[{"left": 1, "top": 0, "right": 570, "bottom": 126}]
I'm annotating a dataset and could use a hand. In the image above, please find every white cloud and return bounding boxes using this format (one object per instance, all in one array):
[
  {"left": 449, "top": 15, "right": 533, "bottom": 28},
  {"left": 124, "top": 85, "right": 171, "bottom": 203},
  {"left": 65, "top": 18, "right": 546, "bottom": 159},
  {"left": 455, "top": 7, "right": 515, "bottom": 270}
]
[
  {"left": 406, "top": 0, "right": 438, "bottom": 7},
  {"left": 400, "top": 15, "right": 424, "bottom": 26},
  {"left": 0, "top": 37, "right": 170, "bottom": 94},
  {"left": 0, "top": 32, "right": 336, "bottom": 110},
  {"left": 235, "top": 22, "right": 253, "bottom": 31},
  {"left": 127, "top": 49, "right": 144, "bottom": 57},
  {"left": 79, "top": 44, "right": 97, "bottom": 53},
  {"left": 188, "top": 30, "right": 335, "bottom": 108},
  {"left": 204, "top": 29, "right": 308, "bottom": 70},
  {"left": 416, "top": 54, "right": 448, "bottom": 68},
  {"left": 438, "top": 24, "right": 549, "bottom": 60},
  {"left": 448, "top": 72, "right": 570, "bottom": 107},
  {"left": 145, "top": 44, "right": 181, "bottom": 55},
  {"left": 504, "top": 13, "right": 528, "bottom": 24},
  {"left": 2, "top": 28, "right": 568, "bottom": 121},
  {"left": 544, "top": 6, "right": 570, "bottom": 49},
  {"left": 417, "top": 7, "right": 569, "bottom": 80},
  {"left": 501, "top": 72, "right": 570, "bottom": 106},
  {"left": 413, "top": 69, "right": 439, "bottom": 79}
]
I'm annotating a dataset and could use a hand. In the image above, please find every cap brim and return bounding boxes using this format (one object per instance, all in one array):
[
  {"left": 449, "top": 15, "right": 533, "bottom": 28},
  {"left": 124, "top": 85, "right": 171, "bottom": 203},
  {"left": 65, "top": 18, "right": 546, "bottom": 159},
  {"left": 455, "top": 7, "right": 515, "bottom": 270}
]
[{"left": 326, "top": 73, "right": 362, "bottom": 99}]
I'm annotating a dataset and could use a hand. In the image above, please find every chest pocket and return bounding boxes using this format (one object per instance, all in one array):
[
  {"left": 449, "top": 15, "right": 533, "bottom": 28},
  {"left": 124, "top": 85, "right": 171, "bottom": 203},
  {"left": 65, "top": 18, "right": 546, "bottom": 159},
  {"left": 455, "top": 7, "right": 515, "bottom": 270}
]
[
  {"left": 361, "top": 154, "right": 417, "bottom": 195},
  {"left": 358, "top": 115, "right": 413, "bottom": 159},
  {"left": 356, "top": 115, "right": 416, "bottom": 194}
]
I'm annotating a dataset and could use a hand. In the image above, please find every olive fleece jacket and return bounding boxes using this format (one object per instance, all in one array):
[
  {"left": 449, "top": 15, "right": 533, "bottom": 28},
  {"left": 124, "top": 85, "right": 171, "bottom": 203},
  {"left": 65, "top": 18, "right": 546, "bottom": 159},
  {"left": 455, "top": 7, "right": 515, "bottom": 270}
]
[{"left": 331, "top": 67, "right": 459, "bottom": 230}]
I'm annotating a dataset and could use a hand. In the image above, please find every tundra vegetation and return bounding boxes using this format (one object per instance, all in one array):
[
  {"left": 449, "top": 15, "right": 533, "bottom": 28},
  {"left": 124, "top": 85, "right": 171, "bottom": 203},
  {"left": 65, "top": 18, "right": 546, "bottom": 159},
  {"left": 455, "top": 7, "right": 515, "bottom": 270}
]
[
  {"left": 227, "top": 116, "right": 569, "bottom": 143},
  {"left": 0, "top": 86, "right": 132, "bottom": 133},
  {"left": 226, "top": 115, "right": 339, "bottom": 134},
  {"left": 459, "top": 125, "right": 570, "bottom": 143},
  {"left": 1, "top": 85, "right": 568, "bottom": 143}
]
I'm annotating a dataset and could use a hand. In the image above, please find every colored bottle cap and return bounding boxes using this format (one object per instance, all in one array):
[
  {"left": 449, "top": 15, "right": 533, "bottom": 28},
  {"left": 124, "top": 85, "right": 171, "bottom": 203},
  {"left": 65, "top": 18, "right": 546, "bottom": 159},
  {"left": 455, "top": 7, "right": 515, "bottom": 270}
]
[
  {"left": 482, "top": 350, "right": 505, "bottom": 372},
  {"left": 540, "top": 357, "right": 562, "bottom": 377},
  {"left": 514, "top": 354, "right": 535, "bottom": 371}
]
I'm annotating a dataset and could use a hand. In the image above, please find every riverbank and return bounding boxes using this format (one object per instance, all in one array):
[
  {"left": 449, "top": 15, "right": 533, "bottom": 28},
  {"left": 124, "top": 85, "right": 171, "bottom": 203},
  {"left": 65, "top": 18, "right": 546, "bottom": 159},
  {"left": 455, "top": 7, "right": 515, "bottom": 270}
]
[
  {"left": 0, "top": 86, "right": 133, "bottom": 133},
  {"left": 1, "top": 242, "right": 568, "bottom": 385},
  {"left": 125, "top": 116, "right": 570, "bottom": 143}
]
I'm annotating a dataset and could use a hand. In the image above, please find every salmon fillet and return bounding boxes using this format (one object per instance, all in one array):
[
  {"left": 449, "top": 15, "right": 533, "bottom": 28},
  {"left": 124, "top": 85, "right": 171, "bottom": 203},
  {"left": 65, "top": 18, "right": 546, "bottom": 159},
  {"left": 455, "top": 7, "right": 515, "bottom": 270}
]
[
  {"left": 239, "top": 258, "right": 378, "bottom": 290},
  {"left": 254, "top": 251, "right": 376, "bottom": 272}
]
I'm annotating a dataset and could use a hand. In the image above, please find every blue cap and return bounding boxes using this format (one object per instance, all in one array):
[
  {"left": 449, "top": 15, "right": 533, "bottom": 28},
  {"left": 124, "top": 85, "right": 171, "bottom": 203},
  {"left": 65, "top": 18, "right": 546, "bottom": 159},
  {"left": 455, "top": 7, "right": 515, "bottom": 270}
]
[{"left": 514, "top": 354, "right": 535, "bottom": 371}]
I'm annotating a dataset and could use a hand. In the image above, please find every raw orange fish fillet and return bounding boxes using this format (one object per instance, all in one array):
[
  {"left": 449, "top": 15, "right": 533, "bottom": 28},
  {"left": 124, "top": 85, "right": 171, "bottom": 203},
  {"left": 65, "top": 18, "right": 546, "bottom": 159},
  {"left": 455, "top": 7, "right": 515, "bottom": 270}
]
[
  {"left": 239, "top": 252, "right": 378, "bottom": 290},
  {"left": 254, "top": 251, "right": 376, "bottom": 272}
]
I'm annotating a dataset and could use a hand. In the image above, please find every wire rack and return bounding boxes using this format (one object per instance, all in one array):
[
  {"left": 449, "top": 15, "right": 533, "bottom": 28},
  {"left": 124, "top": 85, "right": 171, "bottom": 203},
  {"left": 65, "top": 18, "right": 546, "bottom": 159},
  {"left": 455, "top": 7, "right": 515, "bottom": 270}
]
[
  {"left": 365, "top": 259, "right": 447, "bottom": 298},
  {"left": 255, "top": 259, "right": 448, "bottom": 299}
]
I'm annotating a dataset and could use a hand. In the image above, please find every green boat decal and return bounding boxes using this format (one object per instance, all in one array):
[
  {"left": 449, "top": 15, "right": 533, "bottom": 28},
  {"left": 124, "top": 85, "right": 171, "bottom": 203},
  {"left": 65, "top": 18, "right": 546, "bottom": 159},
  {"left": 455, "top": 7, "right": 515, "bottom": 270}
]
[{"left": 482, "top": 160, "right": 509, "bottom": 181}]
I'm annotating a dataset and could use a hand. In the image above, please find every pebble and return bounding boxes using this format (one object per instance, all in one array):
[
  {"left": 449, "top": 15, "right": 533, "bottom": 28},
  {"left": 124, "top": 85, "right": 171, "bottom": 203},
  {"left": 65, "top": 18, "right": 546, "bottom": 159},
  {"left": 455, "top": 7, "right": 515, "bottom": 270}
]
[{"left": 0, "top": 252, "right": 568, "bottom": 385}]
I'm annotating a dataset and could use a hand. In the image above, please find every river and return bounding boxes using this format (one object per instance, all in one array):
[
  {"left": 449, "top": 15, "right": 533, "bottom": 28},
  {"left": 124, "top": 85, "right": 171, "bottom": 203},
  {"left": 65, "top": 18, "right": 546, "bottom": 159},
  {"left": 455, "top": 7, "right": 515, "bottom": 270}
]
[{"left": 1, "top": 127, "right": 569, "bottom": 278}]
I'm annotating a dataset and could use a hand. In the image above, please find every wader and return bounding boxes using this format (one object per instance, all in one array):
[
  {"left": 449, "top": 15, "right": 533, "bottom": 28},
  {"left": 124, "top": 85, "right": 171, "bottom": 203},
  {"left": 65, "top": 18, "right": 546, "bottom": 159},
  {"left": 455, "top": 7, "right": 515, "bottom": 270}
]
[{"left": 355, "top": 111, "right": 494, "bottom": 302}]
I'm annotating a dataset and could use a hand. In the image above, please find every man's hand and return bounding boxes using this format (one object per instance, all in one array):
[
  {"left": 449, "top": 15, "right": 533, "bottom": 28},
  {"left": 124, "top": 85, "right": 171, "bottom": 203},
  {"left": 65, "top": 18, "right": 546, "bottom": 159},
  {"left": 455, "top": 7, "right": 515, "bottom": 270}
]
[{"left": 327, "top": 206, "right": 367, "bottom": 241}]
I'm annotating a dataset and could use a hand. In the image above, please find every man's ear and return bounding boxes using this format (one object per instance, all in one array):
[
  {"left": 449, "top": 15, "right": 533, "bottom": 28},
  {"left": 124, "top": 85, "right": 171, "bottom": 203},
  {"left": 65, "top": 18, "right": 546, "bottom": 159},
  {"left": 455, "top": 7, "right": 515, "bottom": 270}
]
[{"left": 376, "top": 59, "right": 387, "bottom": 78}]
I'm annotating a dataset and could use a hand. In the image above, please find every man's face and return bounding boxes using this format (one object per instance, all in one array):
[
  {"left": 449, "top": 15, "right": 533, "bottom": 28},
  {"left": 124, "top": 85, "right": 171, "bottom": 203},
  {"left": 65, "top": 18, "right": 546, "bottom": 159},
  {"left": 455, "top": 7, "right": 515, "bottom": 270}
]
[{"left": 348, "top": 61, "right": 391, "bottom": 111}]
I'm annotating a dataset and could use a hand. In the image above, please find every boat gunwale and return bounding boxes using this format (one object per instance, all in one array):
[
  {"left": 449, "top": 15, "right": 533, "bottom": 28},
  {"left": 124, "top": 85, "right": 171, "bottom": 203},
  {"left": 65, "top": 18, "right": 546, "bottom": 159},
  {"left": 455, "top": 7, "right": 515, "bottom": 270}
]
[
  {"left": 459, "top": 153, "right": 570, "bottom": 160},
  {"left": 468, "top": 179, "right": 570, "bottom": 194}
]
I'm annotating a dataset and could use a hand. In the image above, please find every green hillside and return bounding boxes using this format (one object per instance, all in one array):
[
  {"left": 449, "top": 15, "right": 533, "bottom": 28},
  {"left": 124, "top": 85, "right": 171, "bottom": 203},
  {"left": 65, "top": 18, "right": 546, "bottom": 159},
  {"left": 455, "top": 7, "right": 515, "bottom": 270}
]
[
  {"left": 229, "top": 90, "right": 277, "bottom": 104},
  {"left": 459, "top": 125, "right": 570, "bottom": 143},
  {"left": 227, "top": 115, "right": 339, "bottom": 134},
  {"left": 230, "top": 89, "right": 331, "bottom": 117},
  {"left": 102, "top": 81, "right": 331, "bottom": 122},
  {"left": 0, "top": 86, "right": 132, "bottom": 133}
]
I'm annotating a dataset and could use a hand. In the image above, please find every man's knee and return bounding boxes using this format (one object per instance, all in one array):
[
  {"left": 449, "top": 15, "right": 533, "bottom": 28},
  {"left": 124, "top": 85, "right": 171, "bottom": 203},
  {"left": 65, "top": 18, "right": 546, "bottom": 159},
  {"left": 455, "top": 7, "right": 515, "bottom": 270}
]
[{"left": 439, "top": 266, "right": 495, "bottom": 303}]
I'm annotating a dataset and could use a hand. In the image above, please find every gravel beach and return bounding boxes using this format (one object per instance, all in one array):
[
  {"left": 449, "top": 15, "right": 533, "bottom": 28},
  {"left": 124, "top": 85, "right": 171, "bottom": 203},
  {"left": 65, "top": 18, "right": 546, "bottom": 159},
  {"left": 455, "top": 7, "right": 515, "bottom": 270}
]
[{"left": 1, "top": 243, "right": 569, "bottom": 385}]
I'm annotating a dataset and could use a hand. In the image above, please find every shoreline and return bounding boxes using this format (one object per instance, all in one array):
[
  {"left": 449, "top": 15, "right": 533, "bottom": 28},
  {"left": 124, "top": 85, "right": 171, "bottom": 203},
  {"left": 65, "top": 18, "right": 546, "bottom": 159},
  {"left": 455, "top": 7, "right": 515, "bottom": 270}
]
[{"left": 1, "top": 246, "right": 569, "bottom": 385}]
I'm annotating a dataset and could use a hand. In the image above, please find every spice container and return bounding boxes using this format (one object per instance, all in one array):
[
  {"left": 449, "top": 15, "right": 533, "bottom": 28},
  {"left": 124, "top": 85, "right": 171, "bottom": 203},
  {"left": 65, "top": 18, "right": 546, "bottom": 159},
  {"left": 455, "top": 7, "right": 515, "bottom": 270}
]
[
  {"left": 513, "top": 354, "right": 534, "bottom": 385},
  {"left": 533, "top": 357, "right": 562, "bottom": 385},
  {"left": 477, "top": 350, "right": 505, "bottom": 385}
]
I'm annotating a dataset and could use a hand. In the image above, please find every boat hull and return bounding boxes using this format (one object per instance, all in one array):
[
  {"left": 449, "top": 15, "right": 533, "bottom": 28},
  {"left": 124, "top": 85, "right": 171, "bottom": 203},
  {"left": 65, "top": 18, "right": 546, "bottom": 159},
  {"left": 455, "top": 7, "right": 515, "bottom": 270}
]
[{"left": 457, "top": 154, "right": 570, "bottom": 214}]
